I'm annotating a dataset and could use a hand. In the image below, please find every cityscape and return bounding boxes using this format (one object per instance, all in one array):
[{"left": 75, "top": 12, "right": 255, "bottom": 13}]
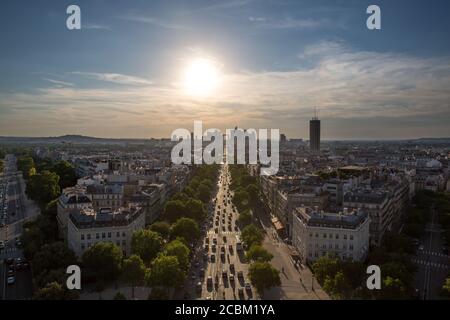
[{"left": 0, "top": 0, "right": 450, "bottom": 307}]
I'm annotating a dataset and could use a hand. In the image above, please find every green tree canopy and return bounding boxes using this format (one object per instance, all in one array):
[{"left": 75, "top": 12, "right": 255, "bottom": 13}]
[
  {"left": 147, "top": 255, "right": 186, "bottom": 288},
  {"left": 164, "top": 200, "right": 187, "bottom": 223},
  {"left": 131, "top": 229, "right": 164, "bottom": 264},
  {"left": 164, "top": 239, "right": 190, "bottom": 271},
  {"left": 33, "top": 282, "right": 78, "bottom": 300},
  {"left": 170, "top": 217, "right": 200, "bottom": 244},
  {"left": 32, "top": 242, "right": 77, "bottom": 277},
  {"left": 248, "top": 262, "right": 281, "bottom": 295},
  {"left": 122, "top": 255, "right": 147, "bottom": 298},
  {"left": 241, "top": 224, "right": 264, "bottom": 247},
  {"left": 82, "top": 242, "right": 123, "bottom": 282},
  {"left": 51, "top": 160, "right": 78, "bottom": 189},
  {"left": 246, "top": 244, "right": 273, "bottom": 262},
  {"left": 148, "top": 221, "right": 171, "bottom": 239}
]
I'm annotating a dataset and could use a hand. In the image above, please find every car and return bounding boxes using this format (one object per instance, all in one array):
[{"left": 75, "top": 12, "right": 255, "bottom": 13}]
[
  {"left": 222, "top": 269, "right": 228, "bottom": 278},
  {"left": 418, "top": 245, "right": 424, "bottom": 251},
  {"left": 191, "top": 272, "right": 197, "bottom": 280},
  {"left": 221, "top": 246, "right": 225, "bottom": 253},
  {"left": 222, "top": 226, "right": 225, "bottom": 231},
  {"left": 228, "top": 225, "right": 232, "bottom": 231},
  {"left": 223, "top": 236, "right": 227, "bottom": 242},
  {"left": 0, "top": 240, "right": 5, "bottom": 249},
  {"left": 213, "top": 237, "right": 217, "bottom": 244},
  {"left": 212, "top": 244, "right": 216, "bottom": 252},
  {"left": 245, "top": 283, "right": 252, "bottom": 291},
  {"left": 196, "top": 282, "right": 202, "bottom": 293},
  {"left": 207, "top": 276, "right": 213, "bottom": 287},
  {"left": 204, "top": 244, "right": 209, "bottom": 251},
  {"left": 7, "top": 269, "right": 15, "bottom": 277},
  {"left": 5, "top": 258, "right": 14, "bottom": 265},
  {"left": 210, "top": 254, "right": 216, "bottom": 262},
  {"left": 7, "top": 276, "right": 15, "bottom": 285},
  {"left": 237, "top": 271, "right": 244, "bottom": 279},
  {"left": 237, "top": 287, "right": 244, "bottom": 298},
  {"left": 214, "top": 228, "right": 218, "bottom": 234},
  {"left": 230, "top": 263, "right": 235, "bottom": 272}
]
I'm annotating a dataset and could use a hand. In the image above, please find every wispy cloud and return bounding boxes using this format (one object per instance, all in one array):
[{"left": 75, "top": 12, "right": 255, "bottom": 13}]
[
  {"left": 84, "top": 23, "right": 111, "bottom": 30},
  {"left": 249, "top": 17, "right": 327, "bottom": 29},
  {"left": 118, "top": 14, "right": 185, "bottom": 30},
  {"left": 71, "top": 72, "right": 153, "bottom": 86},
  {"left": 2, "top": 42, "right": 450, "bottom": 139},
  {"left": 43, "top": 78, "right": 74, "bottom": 87}
]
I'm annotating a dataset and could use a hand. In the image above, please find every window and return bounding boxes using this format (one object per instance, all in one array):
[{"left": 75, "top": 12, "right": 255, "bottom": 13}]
[
  {"left": 81, "top": 234, "right": 85, "bottom": 240},
  {"left": 116, "top": 232, "right": 120, "bottom": 237},
  {"left": 108, "top": 232, "right": 111, "bottom": 238},
  {"left": 122, "top": 240, "right": 126, "bottom": 246},
  {"left": 322, "top": 244, "right": 326, "bottom": 249},
  {"left": 116, "top": 241, "right": 120, "bottom": 246},
  {"left": 122, "top": 232, "right": 126, "bottom": 237},
  {"left": 349, "top": 245, "right": 354, "bottom": 251},
  {"left": 350, "top": 235, "right": 354, "bottom": 240},
  {"left": 96, "top": 233, "right": 99, "bottom": 239},
  {"left": 323, "top": 233, "right": 327, "bottom": 238},
  {"left": 87, "top": 234, "right": 91, "bottom": 240},
  {"left": 81, "top": 244, "right": 85, "bottom": 250},
  {"left": 335, "top": 234, "right": 339, "bottom": 239},
  {"left": 329, "top": 244, "right": 333, "bottom": 249},
  {"left": 343, "top": 244, "right": 347, "bottom": 249},
  {"left": 102, "top": 233, "right": 106, "bottom": 239},
  {"left": 335, "top": 244, "right": 339, "bottom": 249},
  {"left": 329, "top": 234, "right": 332, "bottom": 239},
  {"left": 309, "top": 233, "right": 313, "bottom": 237},
  {"left": 315, "top": 233, "right": 318, "bottom": 238},
  {"left": 343, "top": 234, "right": 347, "bottom": 240},
  {"left": 314, "top": 252, "right": 318, "bottom": 257}
]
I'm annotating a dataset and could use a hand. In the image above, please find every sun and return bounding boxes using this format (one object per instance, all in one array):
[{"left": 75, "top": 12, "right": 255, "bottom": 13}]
[{"left": 182, "top": 58, "right": 221, "bottom": 97}]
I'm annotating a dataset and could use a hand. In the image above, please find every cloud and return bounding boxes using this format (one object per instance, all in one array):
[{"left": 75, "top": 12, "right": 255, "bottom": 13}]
[
  {"left": 249, "top": 17, "right": 327, "bottom": 29},
  {"left": 118, "top": 14, "right": 185, "bottom": 30},
  {"left": 43, "top": 78, "right": 74, "bottom": 87},
  {"left": 83, "top": 23, "right": 111, "bottom": 30},
  {"left": 71, "top": 72, "right": 153, "bottom": 86},
  {"left": 1, "top": 41, "right": 450, "bottom": 139}
]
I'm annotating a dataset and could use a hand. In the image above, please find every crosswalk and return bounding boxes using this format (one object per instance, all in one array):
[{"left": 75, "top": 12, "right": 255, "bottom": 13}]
[
  {"left": 419, "top": 250, "right": 449, "bottom": 258},
  {"left": 412, "top": 258, "right": 449, "bottom": 270}
]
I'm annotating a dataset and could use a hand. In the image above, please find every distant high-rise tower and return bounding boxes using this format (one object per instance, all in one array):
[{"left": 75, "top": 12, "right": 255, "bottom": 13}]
[{"left": 309, "top": 108, "right": 320, "bottom": 152}]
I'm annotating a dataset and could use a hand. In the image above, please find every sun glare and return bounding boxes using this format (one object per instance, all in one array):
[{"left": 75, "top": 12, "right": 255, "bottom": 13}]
[{"left": 182, "top": 58, "right": 221, "bottom": 97}]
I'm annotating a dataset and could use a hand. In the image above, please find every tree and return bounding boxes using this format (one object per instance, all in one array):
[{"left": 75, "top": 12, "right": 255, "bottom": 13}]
[
  {"left": 34, "top": 268, "right": 67, "bottom": 290},
  {"left": 21, "top": 215, "right": 57, "bottom": 259},
  {"left": 164, "top": 239, "right": 190, "bottom": 271},
  {"left": 164, "top": 200, "right": 186, "bottom": 223},
  {"left": 246, "top": 245, "right": 273, "bottom": 262},
  {"left": 323, "top": 272, "right": 351, "bottom": 299},
  {"left": 248, "top": 262, "right": 281, "bottom": 296},
  {"left": 113, "top": 292, "right": 127, "bottom": 300},
  {"left": 82, "top": 242, "right": 123, "bottom": 282},
  {"left": 441, "top": 277, "right": 450, "bottom": 297},
  {"left": 241, "top": 224, "right": 264, "bottom": 247},
  {"left": 311, "top": 255, "right": 341, "bottom": 284},
  {"left": 185, "top": 198, "right": 206, "bottom": 222},
  {"left": 196, "top": 182, "right": 211, "bottom": 203},
  {"left": 147, "top": 255, "right": 186, "bottom": 289},
  {"left": 131, "top": 229, "right": 164, "bottom": 264},
  {"left": 33, "top": 281, "right": 78, "bottom": 300},
  {"left": 238, "top": 209, "right": 252, "bottom": 226},
  {"left": 378, "top": 276, "right": 407, "bottom": 299},
  {"left": 122, "top": 255, "right": 147, "bottom": 299},
  {"left": 27, "top": 170, "right": 61, "bottom": 207},
  {"left": 170, "top": 217, "right": 200, "bottom": 244},
  {"left": 233, "top": 189, "right": 250, "bottom": 211},
  {"left": 246, "top": 184, "right": 259, "bottom": 206},
  {"left": 149, "top": 221, "right": 171, "bottom": 239},
  {"left": 51, "top": 160, "right": 78, "bottom": 189},
  {"left": 32, "top": 242, "right": 77, "bottom": 277},
  {"left": 17, "top": 156, "right": 35, "bottom": 179}
]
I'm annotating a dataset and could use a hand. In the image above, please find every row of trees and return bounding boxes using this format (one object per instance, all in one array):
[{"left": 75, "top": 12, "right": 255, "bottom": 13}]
[
  {"left": 16, "top": 155, "right": 80, "bottom": 299},
  {"left": 229, "top": 165, "right": 281, "bottom": 296}
]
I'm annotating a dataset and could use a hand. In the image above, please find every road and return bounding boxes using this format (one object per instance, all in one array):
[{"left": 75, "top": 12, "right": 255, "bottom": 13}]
[
  {"left": 0, "top": 154, "right": 36, "bottom": 300},
  {"left": 175, "top": 164, "right": 255, "bottom": 300},
  {"left": 413, "top": 205, "right": 450, "bottom": 300}
]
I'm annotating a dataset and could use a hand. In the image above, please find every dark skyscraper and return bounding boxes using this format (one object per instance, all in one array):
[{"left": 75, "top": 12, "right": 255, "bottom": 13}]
[{"left": 309, "top": 109, "right": 320, "bottom": 152}]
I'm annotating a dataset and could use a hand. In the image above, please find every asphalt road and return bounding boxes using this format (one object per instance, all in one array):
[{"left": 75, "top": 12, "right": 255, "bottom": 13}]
[
  {"left": 413, "top": 206, "right": 450, "bottom": 300},
  {"left": 175, "top": 164, "right": 255, "bottom": 300},
  {"left": 0, "top": 154, "right": 34, "bottom": 300}
]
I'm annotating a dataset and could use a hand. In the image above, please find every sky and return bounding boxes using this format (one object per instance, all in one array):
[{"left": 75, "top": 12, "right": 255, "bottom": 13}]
[{"left": 0, "top": 0, "right": 450, "bottom": 139}]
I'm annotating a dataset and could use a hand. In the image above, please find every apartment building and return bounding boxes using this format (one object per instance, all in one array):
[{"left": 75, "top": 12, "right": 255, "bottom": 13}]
[
  {"left": 291, "top": 206, "right": 370, "bottom": 263},
  {"left": 57, "top": 186, "right": 92, "bottom": 239},
  {"left": 67, "top": 205, "right": 145, "bottom": 257}
]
